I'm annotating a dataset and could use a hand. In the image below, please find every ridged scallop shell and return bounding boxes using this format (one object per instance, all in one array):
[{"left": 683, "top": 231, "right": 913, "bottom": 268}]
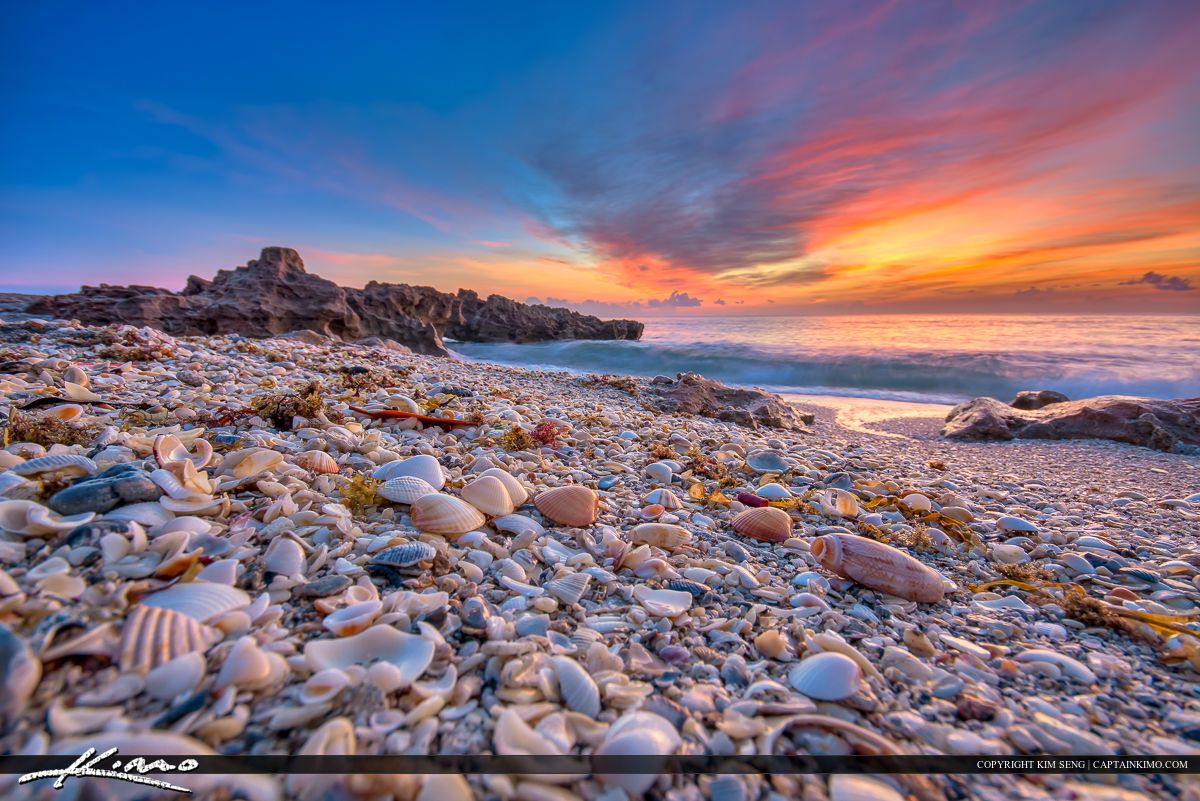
[
  {"left": 630, "top": 522, "right": 693, "bottom": 550},
  {"left": 369, "top": 541, "right": 437, "bottom": 568},
  {"left": 534, "top": 485, "right": 598, "bottom": 527},
  {"left": 304, "top": 625, "right": 434, "bottom": 689},
  {"left": 295, "top": 450, "right": 339, "bottom": 474},
  {"left": 118, "top": 605, "right": 220, "bottom": 674},
  {"left": 264, "top": 537, "right": 306, "bottom": 576},
  {"left": 787, "top": 651, "right": 862, "bottom": 700},
  {"left": 550, "top": 655, "right": 600, "bottom": 716},
  {"left": 0, "top": 500, "right": 95, "bottom": 536},
  {"left": 732, "top": 506, "right": 792, "bottom": 543},
  {"left": 220, "top": 447, "right": 284, "bottom": 479},
  {"left": 141, "top": 581, "right": 251, "bottom": 623},
  {"left": 478, "top": 467, "right": 527, "bottom": 505},
  {"left": 411, "top": 493, "right": 486, "bottom": 535},
  {"left": 460, "top": 475, "right": 515, "bottom": 517},
  {"left": 323, "top": 600, "right": 383, "bottom": 636},
  {"left": 546, "top": 572, "right": 592, "bottom": 605},
  {"left": 595, "top": 711, "right": 681, "bottom": 794},
  {"left": 377, "top": 475, "right": 437, "bottom": 505},
  {"left": 811, "top": 534, "right": 945, "bottom": 603},
  {"left": 632, "top": 585, "right": 693, "bottom": 617},
  {"left": 153, "top": 434, "right": 213, "bottom": 469},
  {"left": 371, "top": 454, "right": 446, "bottom": 489},
  {"left": 12, "top": 454, "right": 97, "bottom": 477},
  {"left": 642, "top": 488, "right": 683, "bottom": 510}
]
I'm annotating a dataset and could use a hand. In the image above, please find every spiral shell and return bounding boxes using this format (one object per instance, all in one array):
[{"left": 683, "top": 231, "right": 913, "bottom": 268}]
[
  {"left": 295, "top": 450, "right": 339, "bottom": 474},
  {"left": 811, "top": 534, "right": 945, "bottom": 603},
  {"left": 411, "top": 493, "right": 486, "bottom": 535},
  {"left": 534, "top": 485, "right": 598, "bottom": 527},
  {"left": 377, "top": 476, "right": 437, "bottom": 505},
  {"left": 731, "top": 506, "right": 791, "bottom": 543},
  {"left": 460, "top": 475, "right": 515, "bottom": 517}
]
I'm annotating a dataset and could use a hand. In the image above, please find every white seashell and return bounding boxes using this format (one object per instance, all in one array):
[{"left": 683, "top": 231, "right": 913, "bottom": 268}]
[
  {"left": 264, "top": 537, "right": 305, "bottom": 576},
  {"left": 643, "top": 488, "right": 683, "bottom": 510},
  {"left": 460, "top": 475, "right": 515, "bottom": 517},
  {"left": 62, "top": 365, "right": 89, "bottom": 386},
  {"left": 141, "top": 581, "right": 251, "bottom": 623},
  {"left": 371, "top": 454, "right": 446, "bottom": 489},
  {"left": 478, "top": 467, "right": 528, "bottom": 505},
  {"left": 295, "top": 450, "right": 339, "bottom": 474},
  {"left": 546, "top": 572, "right": 592, "bottom": 605},
  {"left": 595, "top": 711, "right": 681, "bottom": 794},
  {"left": 756, "top": 483, "right": 793, "bottom": 500},
  {"left": 153, "top": 434, "right": 214, "bottom": 469},
  {"left": 493, "top": 707, "right": 565, "bottom": 756},
  {"left": 632, "top": 585, "right": 692, "bottom": 617},
  {"left": 0, "top": 499, "right": 94, "bottom": 536},
  {"left": 411, "top": 493, "right": 487, "bottom": 535},
  {"left": 746, "top": 449, "right": 788, "bottom": 473},
  {"left": 534, "top": 485, "right": 598, "bottom": 527},
  {"left": 43, "top": 403, "right": 87, "bottom": 422},
  {"left": 377, "top": 475, "right": 437, "bottom": 505},
  {"left": 298, "top": 716, "right": 356, "bottom": 756},
  {"left": 159, "top": 494, "right": 223, "bottom": 514},
  {"left": 118, "top": 605, "right": 220, "bottom": 674},
  {"left": 220, "top": 447, "right": 284, "bottom": 479},
  {"left": 300, "top": 668, "right": 351, "bottom": 705},
  {"left": 829, "top": 775, "right": 906, "bottom": 801},
  {"left": 991, "top": 543, "right": 1029, "bottom": 565},
  {"left": 416, "top": 774, "right": 473, "bottom": 801},
  {"left": 304, "top": 624, "right": 434, "bottom": 689},
  {"left": 816, "top": 489, "right": 858, "bottom": 518},
  {"left": 788, "top": 652, "right": 863, "bottom": 701},
  {"left": 145, "top": 652, "right": 207, "bottom": 701},
  {"left": 11, "top": 454, "right": 97, "bottom": 477},
  {"left": 1015, "top": 649, "right": 1097, "bottom": 684},
  {"left": 216, "top": 635, "right": 286, "bottom": 691},
  {"left": 323, "top": 600, "right": 383, "bottom": 636},
  {"left": 105, "top": 501, "right": 174, "bottom": 527},
  {"left": 630, "top": 522, "right": 693, "bottom": 550},
  {"left": 493, "top": 514, "right": 546, "bottom": 538},
  {"left": 807, "top": 631, "right": 884, "bottom": 681},
  {"left": 644, "top": 461, "right": 674, "bottom": 483},
  {"left": 63, "top": 381, "right": 101, "bottom": 401},
  {"left": 550, "top": 655, "right": 600, "bottom": 717},
  {"left": 901, "top": 493, "right": 932, "bottom": 512},
  {"left": 996, "top": 515, "right": 1038, "bottom": 533}
]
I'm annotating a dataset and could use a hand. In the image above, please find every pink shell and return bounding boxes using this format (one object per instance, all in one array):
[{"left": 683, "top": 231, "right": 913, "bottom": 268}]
[
  {"left": 534, "top": 486, "right": 598, "bottom": 527},
  {"left": 731, "top": 506, "right": 791, "bottom": 543},
  {"left": 811, "top": 534, "right": 945, "bottom": 603}
]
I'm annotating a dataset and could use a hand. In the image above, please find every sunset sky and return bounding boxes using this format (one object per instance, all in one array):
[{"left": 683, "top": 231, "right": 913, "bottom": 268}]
[{"left": 1, "top": 1, "right": 1198, "bottom": 314}]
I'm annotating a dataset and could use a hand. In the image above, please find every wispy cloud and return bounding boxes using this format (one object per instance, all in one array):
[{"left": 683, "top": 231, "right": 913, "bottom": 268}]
[{"left": 1121, "top": 271, "right": 1194, "bottom": 291}]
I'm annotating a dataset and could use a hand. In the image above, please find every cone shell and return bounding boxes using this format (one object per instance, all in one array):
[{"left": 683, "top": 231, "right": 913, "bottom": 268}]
[
  {"left": 811, "top": 533, "right": 945, "bottom": 603},
  {"left": 411, "top": 493, "right": 486, "bottom": 535},
  {"left": 118, "top": 605, "right": 220, "bottom": 674},
  {"left": 731, "top": 506, "right": 791, "bottom": 543},
  {"left": 478, "top": 467, "right": 527, "bottom": 506},
  {"left": 630, "top": 522, "right": 693, "bottom": 551},
  {"left": 534, "top": 485, "right": 598, "bottom": 527},
  {"left": 460, "top": 475, "right": 515, "bottom": 517},
  {"left": 295, "top": 450, "right": 339, "bottom": 474},
  {"left": 377, "top": 476, "right": 437, "bottom": 505}
]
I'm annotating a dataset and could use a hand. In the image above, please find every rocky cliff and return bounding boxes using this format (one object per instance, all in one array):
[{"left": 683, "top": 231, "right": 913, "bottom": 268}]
[{"left": 24, "top": 247, "right": 643, "bottom": 355}]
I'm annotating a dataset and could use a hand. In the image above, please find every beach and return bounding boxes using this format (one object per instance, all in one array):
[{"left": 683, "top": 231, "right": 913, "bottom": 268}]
[{"left": 1, "top": 317, "right": 1199, "bottom": 801}]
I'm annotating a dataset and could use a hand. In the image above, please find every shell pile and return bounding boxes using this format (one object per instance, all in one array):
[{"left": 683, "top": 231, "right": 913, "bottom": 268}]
[{"left": 0, "top": 318, "right": 1197, "bottom": 801}]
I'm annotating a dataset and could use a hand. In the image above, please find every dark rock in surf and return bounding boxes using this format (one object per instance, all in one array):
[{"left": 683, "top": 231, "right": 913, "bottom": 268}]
[{"left": 1011, "top": 389, "right": 1070, "bottom": 410}]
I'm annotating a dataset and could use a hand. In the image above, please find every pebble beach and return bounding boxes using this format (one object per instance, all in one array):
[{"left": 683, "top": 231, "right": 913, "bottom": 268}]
[{"left": 1, "top": 317, "right": 1199, "bottom": 801}]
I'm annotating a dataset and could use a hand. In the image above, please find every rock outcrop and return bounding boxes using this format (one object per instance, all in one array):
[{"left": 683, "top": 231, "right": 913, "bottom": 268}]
[
  {"left": 647, "top": 372, "right": 813, "bottom": 431},
  {"left": 943, "top": 395, "right": 1200, "bottom": 452},
  {"left": 24, "top": 247, "right": 643, "bottom": 356},
  {"left": 1010, "top": 389, "right": 1070, "bottom": 410}
]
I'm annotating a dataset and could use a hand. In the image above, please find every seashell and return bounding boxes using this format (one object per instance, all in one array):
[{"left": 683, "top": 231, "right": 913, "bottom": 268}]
[
  {"left": 0, "top": 451, "right": 24, "bottom": 469},
  {"left": 12, "top": 454, "right": 97, "bottom": 477},
  {"left": 630, "top": 522, "right": 693, "bottom": 550},
  {"left": 417, "top": 774, "right": 473, "bottom": 801},
  {"left": 666, "top": 578, "right": 711, "bottom": 599},
  {"left": 0, "top": 623, "right": 41, "bottom": 719},
  {"left": 369, "top": 541, "right": 438, "bottom": 574},
  {"left": 746, "top": 449, "right": 788, "bottom": 473},
  {"left": 493, "top": 514, "right": 546, "bottom": 538},
  {"left": 106, "top": 501, "right": 173, "bottom": 527},
  {"left": 640, "top": 503, "right": 665, "bottom": 519},
  {"left": 377, "top": 475, "right": 437, "bottom": 505},
  {"left": 145, "top": 652, "right": 207, "bottom": 701},
  {"left": 371, "top": 454, "right": 446, "bottom": 489},
  {"left": 411, "top": 493, "right": 486, "bottom": 535},
  {"left": 460, "top": 475, "right": 515, "bottom": 517},
  {"left": 1015, "top": 649, "right": 1097, "bottom": 684},
  {"left": 595, "top": 711, "right": 681, "bottom": 794},
  {"left": 991, "top": 543, "right": 1029, "bottom": 565},
  {"left": 264, "top": 537, "right": 306, "bottom": 576},
  {"left": 44, "top": 403, "right": 87, "bottom": 422},
  {"left": 709, "top": 776, "right": 749, "bottom": 801},
  {"left": 0, "top": 499, "right": 94, "bottom": 536},
  {"left": 550, "top": 655, "right": 601, "bottom": 717},
  {"left": 478, "top": 467, "right": 528, "bottom": 505},
  {"left": 493, "top": 707, "right": 566, "bottom": 757},
  {"left": 546, "top": 572, "right": 592, "bottom": 605},
  {"left": 295, "top": 450, "right": 339, "bottom": 474},
  {"left": 141, "top": 581, "right": 251, "bottom": 623},
  {"left": 153, "top": 434, "right": 214, "bottom": 469},
  {"left": 534, "top": 485, "right": 598, "bottom": 527},
  {"left": 323, "top": 600, "right": 383, "bottom": 636},
  {"left": 159, "top": 494, "right": 224, "bottom": 515},
  {"left": 216, "top": 635, "right": 287, "bottom": 691},
  {"left": 644, "top": 461, "right": 674, "bottom": 483},
  {"left": 901, "top": 493, "right": 932, "bottom": 512},
  {"left": 995, "top": 515, "right": 1038, "bottom": 533},
  {"left": 118, "top": 605, "right": 220, "bottom": 674},
  {"left": 305, "top": 624, "right": 434, "bottom": 689},
  {"left": 811, "top": 534, "right": 945, "bottom": 603},
  {"left": 829, "top": 775, "right": 906, "bottom": 801},
  {"left": 731, "top": 506, "right": 792, "bottom": 543},
  {"left": 643, "top": 488, "right": 683, "bottom": 510},
  {"left": 817, "top": 489, "right": 859, "bottom": 518},
  {"left": 632, "top": 585, "right": 693, "bottom": 617},
  {"left": 63, "top": 381, "right": 101, "bottom": 401},
  {"left": 757, "top": 482, "right": 793, "bottom": 500},
  {"left": 220, "top": 447, "right": 284, "bottom": 479},
  {"left": 301, "top": 668, "right": 351, "bottom": 705},
  {"left": 788, "top": 652, "right": 862, "bottom": 700}
]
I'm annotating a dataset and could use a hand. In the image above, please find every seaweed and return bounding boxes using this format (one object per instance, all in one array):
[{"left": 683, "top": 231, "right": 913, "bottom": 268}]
[
  {"left": 498, "top": 424, "right": 536, "bottom": 451},
  {"left": 4, "top": 408, "right": 104, "bottom": 448},
  {"left": 583, "top": 374, "right": 639, "bottom": 394},
  {"left": 994, "top": 562, "right": 1056, "bottom": 583},
  {"left": 532, "top": 421, "right": 568, "bottom": 448},
  {"left": 340, "top": 472, "right": 380, "bottom": 517},
  {"left": 251, "top": 380, "right": 325, "bottom": 430}
]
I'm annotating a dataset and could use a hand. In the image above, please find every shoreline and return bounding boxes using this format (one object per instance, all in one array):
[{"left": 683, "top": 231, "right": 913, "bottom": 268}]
[{"left": 0, "top": 318, "right": 1198, "bottom": 801}]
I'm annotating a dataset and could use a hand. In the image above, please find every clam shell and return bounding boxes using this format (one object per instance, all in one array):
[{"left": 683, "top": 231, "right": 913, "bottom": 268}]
[
  {"left": 493, "top": 514, "right": 545, "bottom": 537},
  {"left": 756, "top": 482, "right": 792, "bottom": 500},
  {"left": 746, "top": 449, "right": 788, "bottom": 473},
  {"left": 63, "top": 365, "right": 88, "bottom": 386},
  {"left": 411, "top": 493, "right": 486, "bottom": 535},
  {"left": 788, "top": 651, "right": 863, "bottom": 700},
  {"left": 901, "top": 493, "right": 931, "bottom": 512},
  {"left": 632, "top": 585, "right": 693, "bottom": 617},
  {"left": 216, "top": 635, "right": 288, "bottom": 690},
  {"left": 43, "top": 403, "right": 86, "bottom": 421},
  {"left": 304, "top": 624, "right": 434, "bottom": 689},
  {"left": 118, "top": 605, "right": 220, "bottom": 674},
  {"left": 11, "top": 454, "right": 97, "bottom": 477},
  {"left": 595, "top": 711, "right": 681, "bottom": 794},
  {"left": 643, "top": 488, "right": 683, "bottom": 510},
  {"left": 371, "top": 454, "right": 446, "bottom": 489},
  {"left": 460, "top": 475, "right": 515, "bottom": 517},
  {"left": 731, "top": 506, "right": 792, "bottom": 543},
  {"left": 811, "top": 534, "right": 945, "bottom": 603},
  {"left": 534, "top": 485, "right": 598, "bottom": 527},
  {"left": 478, "top": 467, "right": 527, "bottom": 505},
  {"left": 220, "top": 447, "right": 284, "bottom": 479},
  {"left": 323, "top": 600, "right": 383, "bottom": 636},
  {"left": 295, "top": 450, "right": 339, "bottom": 474},
  {"left": 817, "top": 489, "right": 859, "bottom": 518},
  {"left": 0, "top": 499, "right": 95, "bottom": 536},
  {"left": 630, "top": 522, "right": 693, "bottom": 550},
  {"left": 644, "top": 461, "right": 674, "bottom": 483},
  {"left": 300, "top": 668, "right": 351, "bottom": 705},
  {"left": 377, "top": 475, "right": 437, "bottom": 505},
  {"left": 546, "top": 572, "right": 592, "bottom": 605},
  {"left": 264, "top": 537, "right": 306, "bottom": 576},
  {"left": 550, "top": 655, "right": 601, "bottom": 717},
  {"left": 145, "top": 652, "right": 207, "bottom": 701},
  {"left": 141, "top": 581, "right": 252, "bottom": 623},
  {"left": 63, "top": 381, "right": 101, "bottom": 401}
]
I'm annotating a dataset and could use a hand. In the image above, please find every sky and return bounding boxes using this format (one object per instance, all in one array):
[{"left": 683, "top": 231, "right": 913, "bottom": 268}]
[{"left": 1, "top": 1, "right": 1198, "bottom": 315}]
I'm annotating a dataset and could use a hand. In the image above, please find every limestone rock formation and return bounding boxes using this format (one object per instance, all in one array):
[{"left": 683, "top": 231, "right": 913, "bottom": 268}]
[
  {"left": 647, "top": 372, "right": 813, "bottom": 431},
  {"left": 1010, "top": 389, "right": 1070, "bottom": 410}
]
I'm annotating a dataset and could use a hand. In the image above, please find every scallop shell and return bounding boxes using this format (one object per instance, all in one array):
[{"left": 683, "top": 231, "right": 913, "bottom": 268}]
[
  {"left": 595, "top": 711, "right": 681, "bottom": 794},
  {"left": 145, "top": 652, "right": 207, "bottom": 701},
  {"left": 11, "top": 454, "right": 97, "bottom": 478},
  {"left": 478, "top": 467, "right": 528, "bottom": 505},
  {"left": 377, "top": 475, "right": 437, "bottom": 505},
  {"left": 264, "top": 537, "right": 306, "bottom": 576},
  {"left": 305, "top": 625, "right": 434, "bottom": 689},
  {"left": 546, "top": 572, "right": 592, "bottom": 605},
  {"left": 731, "top": 506, "right": 792, "bottom": 543},
  {"left": 460, "top": 475, "right": 515, "bottom": 517},
  {"left": 534, "top": 485, "right": 598, "bottom": 527},
  {"left": 118, "top": 605, "right": 220, "bottom": 674},
  {"left": 0, "top": 500, "right": 95, "bottom": 536},
  {"left": 153, "top": 434, "right": 213, "bottom": 469},
  {"left": 371, "top": 454, "right": 446, "bottom": 489},
  {"left": 630, "top": 522, "right": 693, "bottom": 550},
  {"left": 643, "top": 488, "right": 683, "bottom": 510},
  {"left": 411, "top": 493, "right": 486, "bottom": 535},
  {"left": 220, "top": 447, "right": 284, "bottom": 479},
  {"left": 295, "top": 450, "right": 339, "bottom": 474},
  {"left": 788, "top": 652, "right": 863, "bottom": 700},
  {"left": 323, "top": 601, "right": 383, "bottom": 636},
  {"left": 141, "top": 581, "right": 251, "bottom": 623},
  {"left": 550, "top": 655, "right": 601, "bottom": 716},
  {"left": 632, "top": 585, "right": 693, "bottom": 617},
  {"left": 811, "top": 534, "right": 945, "bottom": 603}
]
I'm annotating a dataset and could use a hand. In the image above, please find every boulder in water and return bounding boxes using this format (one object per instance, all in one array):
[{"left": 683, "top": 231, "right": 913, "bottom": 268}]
[{"left": 1011, "top": 389, "right": 1070, "bottom": 410}]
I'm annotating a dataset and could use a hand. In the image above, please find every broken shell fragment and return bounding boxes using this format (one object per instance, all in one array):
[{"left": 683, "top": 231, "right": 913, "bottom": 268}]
[{"left": 630, "top": 522, "right": 693, "bottom": 550}]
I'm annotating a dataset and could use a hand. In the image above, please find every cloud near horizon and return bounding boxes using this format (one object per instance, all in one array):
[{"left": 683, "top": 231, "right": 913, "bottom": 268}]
[{"left": 1121, "top": 271, "right": 1195, "bottom": 291}]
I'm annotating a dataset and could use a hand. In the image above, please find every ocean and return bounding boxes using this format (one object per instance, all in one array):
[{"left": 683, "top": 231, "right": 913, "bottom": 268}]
[{"left": 450, "top": 315, "right": 1200, "bottom": 405}]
